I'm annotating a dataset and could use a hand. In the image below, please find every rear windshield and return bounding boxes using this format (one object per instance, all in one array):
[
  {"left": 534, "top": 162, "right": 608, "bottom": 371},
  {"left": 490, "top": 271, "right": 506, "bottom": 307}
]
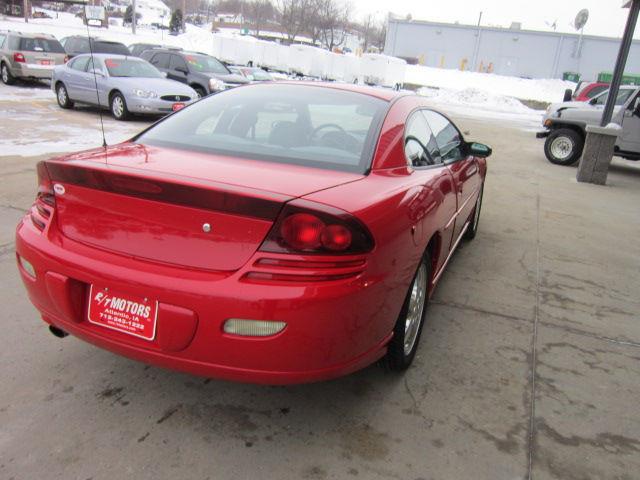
[
  {"left": 104, "top": 58, "right": 162, "bottom": 78},
  {"left": 184, "top": 54, "right": 229, "bottom": 74},
  {"left": 136, "top": 84, "right": 387, "bottom": 173},
  {"left": 19, "top": 37, "right": 65, "bottom": 53},
  {"left": 94, "top": 41, "right": 130, "bottom": 55}
]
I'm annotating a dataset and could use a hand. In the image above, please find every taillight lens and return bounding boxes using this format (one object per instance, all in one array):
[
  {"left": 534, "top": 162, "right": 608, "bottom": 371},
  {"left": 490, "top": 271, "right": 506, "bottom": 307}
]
[
  {"left": 13, "top": 52, "right": 25, "bottom": 63},
  {"left": 36, "top": 161, "right": 55, "bottom": 206},
  {"left": 260, "top": 200, "right": 374, "bottom": 255}
]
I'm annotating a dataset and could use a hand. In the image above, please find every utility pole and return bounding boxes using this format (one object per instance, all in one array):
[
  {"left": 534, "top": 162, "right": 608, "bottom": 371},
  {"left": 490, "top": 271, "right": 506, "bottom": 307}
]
[
  {"left": 471, "top": 11, "right": 483, "bottom": 71},
  {"left": 182, "top": 0, "right": 186, "bottom": 31},
  {"left": 132, "top": 0, "right": 137, "bottom": 34},
  {"left": 23, "top": 0, "right": 29, "bottom": 23}
]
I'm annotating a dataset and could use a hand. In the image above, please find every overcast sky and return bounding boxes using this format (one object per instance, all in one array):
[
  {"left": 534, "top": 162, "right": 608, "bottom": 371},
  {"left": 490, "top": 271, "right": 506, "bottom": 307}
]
[{"left": 351, "top": 0, "right": 639, "bottom": 39}]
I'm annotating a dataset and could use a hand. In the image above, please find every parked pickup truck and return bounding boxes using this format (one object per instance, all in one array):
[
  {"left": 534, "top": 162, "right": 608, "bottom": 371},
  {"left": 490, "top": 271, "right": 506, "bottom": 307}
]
[{"left": 537, "top": 85, "right": 640, "bottom": 165}]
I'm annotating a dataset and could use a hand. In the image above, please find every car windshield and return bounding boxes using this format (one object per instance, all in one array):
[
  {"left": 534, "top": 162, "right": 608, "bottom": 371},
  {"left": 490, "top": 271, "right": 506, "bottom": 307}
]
[
  {"left": 104, "top": 58, "right": 163, "bottom": 78},
  {"left": 183, "top": 54, "right": 229, "bottom": 74},
  {"left": 19, "top": 37, "right": 65, "bottom": 53},
  {"left": 247, "top": 68, "right": 272, "bottom": 80},
  {"left": 135, "top": 84, "right": 387, "bottom": 173},
  {"left": 593, "top": 88, "right": 635, "bottom": 106}
]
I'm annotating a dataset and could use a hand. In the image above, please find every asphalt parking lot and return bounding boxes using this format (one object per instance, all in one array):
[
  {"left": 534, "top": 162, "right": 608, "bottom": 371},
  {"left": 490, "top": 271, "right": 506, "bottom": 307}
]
[{"left": 1, "top": 82, "right": 639, "bottom": 480}]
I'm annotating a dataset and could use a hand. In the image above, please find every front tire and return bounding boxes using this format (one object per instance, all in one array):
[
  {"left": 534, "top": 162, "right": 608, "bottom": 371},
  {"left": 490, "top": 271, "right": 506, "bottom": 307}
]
[
  {"left": 1, "top": 62, "right": 15, "bottom": 85},
  {"left": 193, "top": 86, "right": 207, "bottom": 98},
  {"left": 383, "top": 254, "right": 430, "bottom": 371},
  {"left": 55, "top": 83, "right": 74, "bottom": 109},
  {"left": 464, "top": 183, "right": 483, "bottom": 240},
  {"left": 544, "top": 128, "right": 584, "bottom": 166},
  {"left": 110, "top": 92, "right": 130, "bottom": 121}
]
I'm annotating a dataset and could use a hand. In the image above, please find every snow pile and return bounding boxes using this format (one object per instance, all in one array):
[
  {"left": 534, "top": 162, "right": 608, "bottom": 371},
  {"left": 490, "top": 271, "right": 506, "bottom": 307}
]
[
  {"left": 406, "top": 64, "right": 575, "bottom": 103},
  {"left": 418, "top": 86, "right": 534, "bottom": 114}
]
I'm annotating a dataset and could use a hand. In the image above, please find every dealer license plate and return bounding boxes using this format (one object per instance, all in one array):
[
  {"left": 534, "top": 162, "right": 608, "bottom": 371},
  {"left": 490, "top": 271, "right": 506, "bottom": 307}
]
[{"left": 87, "top": 285, "right": 158, "bottom": 340}]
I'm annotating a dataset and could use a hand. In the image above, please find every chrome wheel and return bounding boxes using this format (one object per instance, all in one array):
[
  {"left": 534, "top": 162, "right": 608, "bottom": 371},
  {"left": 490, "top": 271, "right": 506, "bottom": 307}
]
[
  {"left": 404, "top": 263, "right": 428, "bottom": 355},
  {"left": 550, "top": 136, "right": 573, "bottom": 160},
  {"left": 1, "top": 65, "right": 8, "bottom": 83},
  {"left": 112, "top": 95, "right": 124, "bottom": 118},
  {"left": 57, "top": 85, "right": 67, "bottom": 106}
]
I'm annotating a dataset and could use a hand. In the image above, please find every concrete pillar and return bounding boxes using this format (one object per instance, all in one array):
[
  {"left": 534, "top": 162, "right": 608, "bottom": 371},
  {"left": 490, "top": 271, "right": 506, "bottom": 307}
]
[{"left": 576, "top": 124, "right": 622, "bottom": 185}]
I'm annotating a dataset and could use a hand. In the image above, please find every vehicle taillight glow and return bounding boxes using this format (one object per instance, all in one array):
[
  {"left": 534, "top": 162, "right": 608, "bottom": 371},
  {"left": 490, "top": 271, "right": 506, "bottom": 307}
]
[
  {"left": 260, "top": 200, "right": 374, "bottom": 255},
  {"left": 13, "top": 52, "right": 25, "bottom": 63}
]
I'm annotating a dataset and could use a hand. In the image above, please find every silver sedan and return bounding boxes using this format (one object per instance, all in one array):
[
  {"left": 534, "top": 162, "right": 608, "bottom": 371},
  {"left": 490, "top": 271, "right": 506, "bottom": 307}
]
[{"left": 51, "top": 53, "right": 198, "bottom": 120}]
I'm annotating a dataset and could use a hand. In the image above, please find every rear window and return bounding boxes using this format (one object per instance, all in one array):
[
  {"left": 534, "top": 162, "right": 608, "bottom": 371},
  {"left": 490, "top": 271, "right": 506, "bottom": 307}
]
[
  {"left": 94, "top": 41, "right": 129, "bottom": 55},
  {"left": 19, "top": 37, "right": 65, "bottom": 53},
  {"left": 136, "top": 84, "right": 387, "bottom": 173}
]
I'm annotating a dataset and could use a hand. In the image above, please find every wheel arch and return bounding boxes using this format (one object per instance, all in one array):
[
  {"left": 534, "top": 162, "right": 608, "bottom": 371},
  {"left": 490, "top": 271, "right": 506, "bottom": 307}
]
[{"left": 549, "top": 122, "right": 586, "bottom": 139}]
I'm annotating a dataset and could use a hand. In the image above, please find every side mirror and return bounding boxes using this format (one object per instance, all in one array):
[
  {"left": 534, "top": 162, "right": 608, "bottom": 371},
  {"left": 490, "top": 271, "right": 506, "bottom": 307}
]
[
  {"left": 468, "top": 142, "right": 492, "bottom": 158},
  {"left": 634, "top": 98, "right": 640, "bottom": 116},
  {"left": 589, "top": 97, "right": 598, "bottom": 105}
]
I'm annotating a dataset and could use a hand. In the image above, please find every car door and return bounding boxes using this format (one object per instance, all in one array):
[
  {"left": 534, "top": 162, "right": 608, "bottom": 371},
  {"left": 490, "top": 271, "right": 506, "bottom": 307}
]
[
  {"left": 63, "top": 55, "right": 90, "bottom": 101},
  {"left": 168, "top": 54, "right": 189, "bottom": 84},
  {"left": 404, "top": 109, "right": 457, "bottom": 273},
  {"left": 85, "top": 56, "right": 108, "bottom": 107},
  {"left": 619, "top": 92, "right": 640, "bottom": 152},
  {"left": 423, "top": 110, "right": 481, "bottom": 246}
]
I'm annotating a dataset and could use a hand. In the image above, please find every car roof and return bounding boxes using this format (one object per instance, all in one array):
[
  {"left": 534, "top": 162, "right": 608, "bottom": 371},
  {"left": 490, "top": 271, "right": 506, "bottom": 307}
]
[
  {"left": 71, "top": 53, "right": 140, "bottom": 60},
  {"left": 276, "top": 81, "right": 407, "bottom": 102},
  {"left": 2, "top": 30, "right": 57, "bottom": 39}
]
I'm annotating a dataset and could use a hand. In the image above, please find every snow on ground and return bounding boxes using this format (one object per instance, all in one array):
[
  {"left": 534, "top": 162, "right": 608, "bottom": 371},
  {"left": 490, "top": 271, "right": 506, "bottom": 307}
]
[
  {"left": 0, "top": 84, "right": 143, "bottom": 157},
  {"left": 406, "top": 64, "right": 575, "bottom": 103}
]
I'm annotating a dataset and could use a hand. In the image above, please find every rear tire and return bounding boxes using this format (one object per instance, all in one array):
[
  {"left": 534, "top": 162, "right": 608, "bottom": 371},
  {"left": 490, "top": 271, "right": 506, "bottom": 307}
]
[
  {"left": 1, "top": 62, "right": 15, "bottom": 85},
  {"left": 544, "top": 128, "right": 584, "bottom": 166},
  {"left": 55, "top": 83, "right": 74, "bottom": 109},
  {"left": 110, "top": 92, "right": 130, "bottom": 121},
  {"left": 383, "top": 253, "right": 430, "bottom": 371}
]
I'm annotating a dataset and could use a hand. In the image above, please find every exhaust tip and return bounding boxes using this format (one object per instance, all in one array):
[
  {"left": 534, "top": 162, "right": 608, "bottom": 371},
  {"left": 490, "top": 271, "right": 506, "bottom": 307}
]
[{"left": 49, "top": 325, "right": 69, "bottom": 338}]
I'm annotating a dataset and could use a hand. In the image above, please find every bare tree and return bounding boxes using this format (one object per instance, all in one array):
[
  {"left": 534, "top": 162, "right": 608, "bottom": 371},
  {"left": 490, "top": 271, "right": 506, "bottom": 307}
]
[
  {"left": 275, "top": 0, "right": 318, "bottom": 43},
  {"left": 315, "top": 0, "right": 351, "bottom": 51},
  {"left": 245, "top": 0, "right": 274, "bottom": 36}
]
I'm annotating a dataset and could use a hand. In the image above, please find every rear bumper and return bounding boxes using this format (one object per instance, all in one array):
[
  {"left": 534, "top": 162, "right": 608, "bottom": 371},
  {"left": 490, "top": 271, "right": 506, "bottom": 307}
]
[
  {"left": 12, "top": 63, "right": 55, "bottom": 80},
  {"left": 15, "top": 217, "right": 394, "bottom": 384}
]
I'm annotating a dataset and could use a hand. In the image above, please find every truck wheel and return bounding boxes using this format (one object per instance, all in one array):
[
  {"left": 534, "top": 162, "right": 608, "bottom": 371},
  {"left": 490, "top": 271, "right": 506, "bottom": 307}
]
[{"left": 544, "top": 128, "right": 584, "bottom": 166}]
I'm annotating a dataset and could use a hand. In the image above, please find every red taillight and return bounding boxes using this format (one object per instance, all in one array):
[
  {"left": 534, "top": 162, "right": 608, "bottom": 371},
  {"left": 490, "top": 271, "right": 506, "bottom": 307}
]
[
  {"left": 31, "top": 162, "right": 55, "bottom": 231},
  {"left": 13, "top": 52, "right": 25, "bottom": 63},
  {"left": 260, "top": 200, "right": 374, "bottom": 255}
]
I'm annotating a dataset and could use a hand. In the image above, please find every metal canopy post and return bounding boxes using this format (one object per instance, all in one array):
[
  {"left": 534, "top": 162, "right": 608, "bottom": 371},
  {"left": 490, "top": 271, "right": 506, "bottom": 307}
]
[
  {"left": 576, "top": 0, "right": 639, "bottom": 185},
  {"left": 600, "top": 0, "right": 639, "bottom": 127}
]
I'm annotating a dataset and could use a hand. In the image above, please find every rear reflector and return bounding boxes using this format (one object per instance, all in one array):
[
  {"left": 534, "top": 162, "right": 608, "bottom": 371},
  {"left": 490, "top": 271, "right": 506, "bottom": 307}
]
[
  {"left": 17, "top": 255, "right": 36, "bottom": 278},
  {"left": 223, "top": 319, "right": 286, "bottom": 337}
]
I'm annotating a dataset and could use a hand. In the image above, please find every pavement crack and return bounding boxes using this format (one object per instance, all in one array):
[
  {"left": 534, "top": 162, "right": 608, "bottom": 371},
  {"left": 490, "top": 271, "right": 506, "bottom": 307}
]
[
  {"left": 0, "top": 242, "right": 16, "bottom": 258},
  {"left": 526, "top": 185, "right": 541, "bottom": 480},
  {"left": 430, "top": 299, "right": 531, "bottom": 324},
  {"left": 538, "top": 320, "right": 640, "bottom": 349}
]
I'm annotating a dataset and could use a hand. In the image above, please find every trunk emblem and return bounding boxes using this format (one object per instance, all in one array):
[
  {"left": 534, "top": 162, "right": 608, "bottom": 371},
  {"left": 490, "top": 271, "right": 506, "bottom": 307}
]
[
  {"left": 53, "top": 184, "right": 65, "bottom": 195},
  {"left": 202, "top": 223, "right": 212, "bottom": 233}
]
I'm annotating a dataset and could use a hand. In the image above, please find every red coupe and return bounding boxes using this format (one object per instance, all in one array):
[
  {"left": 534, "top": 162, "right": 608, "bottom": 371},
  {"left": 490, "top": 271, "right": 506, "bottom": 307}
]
[{"left": 16, "top": 82, "right": 491, "bottom": 384}]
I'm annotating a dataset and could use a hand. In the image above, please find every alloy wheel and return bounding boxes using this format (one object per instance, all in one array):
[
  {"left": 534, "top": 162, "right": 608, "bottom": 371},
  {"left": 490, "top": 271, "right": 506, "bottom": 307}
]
[
  {"left": 1, "top": 65, "right": 8, "bottom": 84},
  {"left": 57, "top": 86, "right": 67, "bottom": 106},
  {"left": 550, "top": 136, "right": 573, "bottom": 160},
  {"left": 404, "top": 262, "right": 428, "bottom": 355},
  {"left": 112, "top": 96, "right": 124, "bottom": 118}
]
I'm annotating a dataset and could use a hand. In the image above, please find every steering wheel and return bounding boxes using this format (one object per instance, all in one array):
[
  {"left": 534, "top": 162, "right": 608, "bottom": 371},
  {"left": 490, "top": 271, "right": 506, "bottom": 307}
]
[
  {"left": 310, "top": 123, "right": 347, "bottom": 141},
  {"left": 405, "top": 135, "right": 434, "bottom": 166}
]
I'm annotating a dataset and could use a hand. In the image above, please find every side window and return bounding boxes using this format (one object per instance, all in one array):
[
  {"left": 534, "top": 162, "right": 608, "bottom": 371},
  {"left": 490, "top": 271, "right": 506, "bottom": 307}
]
[
  {"left": 404, "top": 110, "right": 441, "bottom": 167},
  {"left": 422, "top": 110, "right": 465, "bottom": 163},
  {"left": 151, "top": 52, "right": 170, "bottom": 69},
  {"left": 170, "top": 55, "right": 188, "bottom": 72},
  {"left": 0, "top": 34, "right": 6, "bottom": 49},
  {"left": 70, "top": 56, "right": 90, "bottom": 72}
]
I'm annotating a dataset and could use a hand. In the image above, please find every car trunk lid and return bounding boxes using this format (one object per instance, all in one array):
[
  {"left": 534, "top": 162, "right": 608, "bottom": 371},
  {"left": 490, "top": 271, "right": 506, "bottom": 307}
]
[{"left": 45, "top": 143, "right": 363, "bottom": 271}]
